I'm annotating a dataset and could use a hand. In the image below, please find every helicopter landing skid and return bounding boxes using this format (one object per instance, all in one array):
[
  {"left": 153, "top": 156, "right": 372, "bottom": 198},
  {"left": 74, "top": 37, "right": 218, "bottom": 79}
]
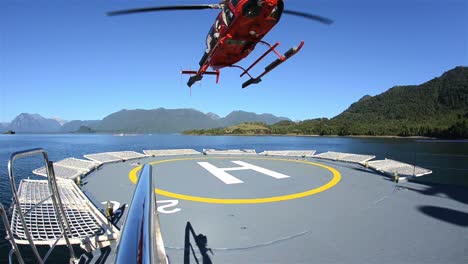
[
  {"left": 181, "top": 69, "right": 220, "bottom": 87},
  {"left": 240, "top": 40, "right": 305, "bottom": 89}
]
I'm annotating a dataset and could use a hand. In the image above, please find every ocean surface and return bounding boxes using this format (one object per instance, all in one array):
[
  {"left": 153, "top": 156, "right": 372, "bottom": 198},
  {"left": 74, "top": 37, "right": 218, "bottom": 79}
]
[{"left": 0, "top": 134, "right": 467, "bottom": 261}]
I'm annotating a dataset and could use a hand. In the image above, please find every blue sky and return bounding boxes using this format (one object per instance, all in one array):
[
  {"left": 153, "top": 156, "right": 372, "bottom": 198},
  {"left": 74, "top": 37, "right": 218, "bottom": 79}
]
[{"left": 1, "top": 0, "right": 467, "bottom": 122}]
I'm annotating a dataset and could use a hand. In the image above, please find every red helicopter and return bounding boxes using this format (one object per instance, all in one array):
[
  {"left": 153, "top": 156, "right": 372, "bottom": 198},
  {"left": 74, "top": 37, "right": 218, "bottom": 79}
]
[{"left": 109, "top": 0, "right": 332, "bottom": 88}]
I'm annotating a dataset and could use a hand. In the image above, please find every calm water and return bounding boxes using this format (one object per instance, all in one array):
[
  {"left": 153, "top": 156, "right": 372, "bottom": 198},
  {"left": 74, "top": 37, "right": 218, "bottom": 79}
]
[{"left": 0, "top": 134, "right": 467, "bottom": 261}]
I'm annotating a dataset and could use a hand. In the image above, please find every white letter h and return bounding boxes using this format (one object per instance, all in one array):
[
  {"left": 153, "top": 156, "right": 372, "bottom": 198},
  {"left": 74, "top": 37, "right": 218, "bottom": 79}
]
[{"left": 197, "top": 161, "right": 290, "bottom": 184}]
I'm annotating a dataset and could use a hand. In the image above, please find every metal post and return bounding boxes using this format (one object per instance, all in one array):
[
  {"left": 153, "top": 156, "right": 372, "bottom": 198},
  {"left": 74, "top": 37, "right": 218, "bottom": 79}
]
[
  {"left": 8, "top": 148, "right": 45, "bottom": 263},
  {"left": 0, "top": 202, "right": 24, "bottom": 264},
  {"left": 45, "top": 160, "right": 77, "bottom": 261}
]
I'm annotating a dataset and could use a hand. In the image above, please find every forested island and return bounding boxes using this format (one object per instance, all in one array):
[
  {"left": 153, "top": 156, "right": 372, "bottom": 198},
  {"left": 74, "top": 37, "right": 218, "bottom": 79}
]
[{"left": 185, "top": 67, "right": 468, "bottom": 139}]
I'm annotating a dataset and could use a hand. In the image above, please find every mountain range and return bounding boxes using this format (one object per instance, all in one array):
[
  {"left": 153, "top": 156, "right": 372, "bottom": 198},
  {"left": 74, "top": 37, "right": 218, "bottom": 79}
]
[
  {"left": 186, "top": 66, "right": 468, "bottom": 138},
  {"left": 5, "top": 113, "right": 62, "bottom": 133},
  {"left": 329, "top": 66, "right": 468, "bottom": 136},
  {"left": 1, "top": 110, "right": 290, "bottom": 133},
  {"left": 2, "top": 66, "right": 466, "bottom": 137}
]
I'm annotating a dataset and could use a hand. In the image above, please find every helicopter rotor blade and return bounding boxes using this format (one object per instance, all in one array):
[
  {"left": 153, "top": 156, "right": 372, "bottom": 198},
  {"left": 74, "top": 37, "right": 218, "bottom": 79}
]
[
  {"left": 108, "top": 4, "right": 222, "bottom": 16},
  {"left": 283, "top": 10, "right": 333, "bottom": 25}
]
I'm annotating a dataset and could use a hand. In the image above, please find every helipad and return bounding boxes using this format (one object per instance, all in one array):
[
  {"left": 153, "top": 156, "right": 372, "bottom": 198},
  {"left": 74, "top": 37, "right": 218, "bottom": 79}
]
[
  {"left": 77, "top": 153, "right": 467, "bottom": 263},
  {"left": 128, "top": 157, "right": 341, "bottom": 204}
]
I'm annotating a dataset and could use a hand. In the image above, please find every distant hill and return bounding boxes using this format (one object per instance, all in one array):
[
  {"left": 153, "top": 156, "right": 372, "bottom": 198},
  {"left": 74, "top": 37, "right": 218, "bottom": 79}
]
[
  {"left": 220, "top": 111, "right": 290, "bottom": 127},
  {"left": 4, "top": 110, "right": 290, "bottom": 133},
  {"left": 62, "top": 120, "right": 100, "bottom": 132},
  {"left": 185, "top": 122, "right": 272, "bottom": 135},
  {"left": 51, "top": 117, "right": 68, "bottom": 126},
  {"left": 92, "top": 108, "right": 289, "bottom": 133},
  {"left": 94, "top": 108, "right": 220, "bottom": 133},
  {"left": 8, "top": 113, "right": 62, "bottom": 133},
  {"left": 187, "top": 66, "right": 468, "bottom": 138},
  {"left": 329, "top": 66, "right": 468, "bottom": 136},
  {"left": 207, "top": 112, "right": 221, "bottom": 120},
  {"left": 74, "top": 126, "right": 95, "bottom": 133}
]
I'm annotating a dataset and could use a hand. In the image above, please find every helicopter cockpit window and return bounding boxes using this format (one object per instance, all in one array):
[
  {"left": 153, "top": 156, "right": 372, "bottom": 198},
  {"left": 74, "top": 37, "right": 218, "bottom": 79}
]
[
  {"left": 243, "top": 0, "right": 262, "bottom": 18},
  {"left": 222, "top": 5, "right": 234, "bottom": 25},
  {"left": 206, "top": 26, "right": 216, "bottom": 53},
  {"left": 268, "top": 2, "right": 283, "bottom": 21},
  {"left": 269, "top": 6, "right": 280, "bottom": 19}
]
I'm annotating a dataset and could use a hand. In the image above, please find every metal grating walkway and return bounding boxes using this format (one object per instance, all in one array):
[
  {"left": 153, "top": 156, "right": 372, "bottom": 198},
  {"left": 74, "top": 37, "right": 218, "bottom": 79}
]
[
  {"left": 33, "top": 165, "right": 85, "bottom": 180},
  {"left": 107, "top": 151, "right": 147, "bottom": 160},
  {"left": 143, "top": 149, "right": 202, "bottom": 156},
  {"left": 313, "top": 151, "right": 376, "bottom": 164},
  {"left": 203, "top": 149, "right": 257, "bottom": 155},
  {"left": 55, "top": 157, "right": 98, "bottom": 171},
  {"left": 84, "top": 151, "right": 146, "bottom": 164},
  {"left": 367, "top": 159, "right": 432, "bottom": 178},
  {"left": 11, "top": 179, "right": 118, "bottom": 245},
  {"left": 33, "top": 158, "right": 98, "bottom": 180},
  {"left": 84, "top": 153, "right": 122, "bottom": 164},
  {"left": 260, "top": 150, "right": 317, "bottom": 157}
]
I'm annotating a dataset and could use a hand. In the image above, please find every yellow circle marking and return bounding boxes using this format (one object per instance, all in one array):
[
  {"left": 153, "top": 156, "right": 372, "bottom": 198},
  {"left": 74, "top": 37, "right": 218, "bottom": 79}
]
[{"left": 128, "top": 157, "right": 341, "bottom": 204}]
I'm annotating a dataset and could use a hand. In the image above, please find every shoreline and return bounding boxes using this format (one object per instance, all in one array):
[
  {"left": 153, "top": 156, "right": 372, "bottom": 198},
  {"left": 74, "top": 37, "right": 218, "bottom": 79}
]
[
  {"left": 183, "top": 133, "right": 438, "bottom": 139},
  {"left": 3, "top": 132, "right": 467, "bottom": 140}
]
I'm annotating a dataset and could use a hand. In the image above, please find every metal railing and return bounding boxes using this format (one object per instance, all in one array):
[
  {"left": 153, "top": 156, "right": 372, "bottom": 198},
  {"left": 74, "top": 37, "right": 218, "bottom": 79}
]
[
  {"left": 0, "top": 202, "right": 24, "bottom": 263},
  {"left": 5, "top": 148, "right": 77, "bottom": 264},
  {"left": 115, "top": 164, "right": 168, "bottom": 264}
]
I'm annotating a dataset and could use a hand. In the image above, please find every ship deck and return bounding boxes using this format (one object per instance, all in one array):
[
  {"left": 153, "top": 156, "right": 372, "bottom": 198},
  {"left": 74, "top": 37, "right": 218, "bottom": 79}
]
[{"left": 78, "top": 153, "right": 467, "bottom": 263}]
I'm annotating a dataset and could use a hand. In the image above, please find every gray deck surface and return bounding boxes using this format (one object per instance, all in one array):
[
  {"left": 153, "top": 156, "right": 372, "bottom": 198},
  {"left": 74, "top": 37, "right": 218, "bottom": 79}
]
[{"left": 81, "top": 156, "right": 468, "bottom": 264}]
